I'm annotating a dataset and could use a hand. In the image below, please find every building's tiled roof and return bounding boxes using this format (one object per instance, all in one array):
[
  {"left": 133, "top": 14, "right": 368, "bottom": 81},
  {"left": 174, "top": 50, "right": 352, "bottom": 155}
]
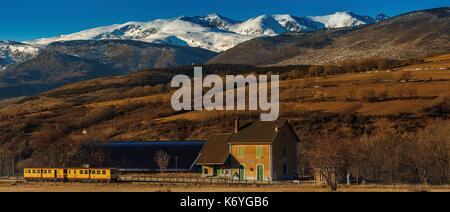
[
  {"left": 228, "top": 119, "right": 286, "bottom": 144},
  {"left": 196, "top": 133, "right": 232, "bottom": 165}
]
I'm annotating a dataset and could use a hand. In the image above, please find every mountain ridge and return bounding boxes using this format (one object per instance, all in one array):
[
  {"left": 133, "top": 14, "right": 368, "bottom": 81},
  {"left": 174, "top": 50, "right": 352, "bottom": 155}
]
[
  {"left": 24, "top": 11, "right": 384, "bottom": 52},
  {"left": 209, "top": 7, "right": 450, "bottom": 66}
]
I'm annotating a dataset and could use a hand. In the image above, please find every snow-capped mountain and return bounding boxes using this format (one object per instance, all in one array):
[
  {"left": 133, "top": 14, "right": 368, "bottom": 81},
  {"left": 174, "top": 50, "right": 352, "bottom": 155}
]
[
  {"left": 273, "top": 15, "right": 325, "bottom": 32},
  {"left": 309, "top": 12, "right": 376, "bottom": 28},
  {"left": 26, "top": 12, "right": 384, "bottom": 52},
  {"left": 375, "top": 13, "right": 390, "bottom": 22},
  {"left": 197, "top": 13, "right": 240, "bottom": 31},
  {"left": 229, "top": 15, "right": 287, "bottom": 36},
  {"left": 0, "top": 40, "right": 40, "bottom": 70}
]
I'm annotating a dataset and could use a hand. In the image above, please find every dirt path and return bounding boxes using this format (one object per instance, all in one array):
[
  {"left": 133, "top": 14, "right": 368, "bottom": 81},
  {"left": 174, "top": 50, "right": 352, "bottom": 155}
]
[{"left": 0, "top": 182, "right": 448, "bottom": 192}]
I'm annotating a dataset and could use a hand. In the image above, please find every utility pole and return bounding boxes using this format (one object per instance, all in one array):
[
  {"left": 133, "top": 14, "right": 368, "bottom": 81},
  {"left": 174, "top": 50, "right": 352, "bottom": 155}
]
[
  {"left": 11, "top": 155, "right": 14, "bottom": 177},
  {"left": 0, "top": 151, "right": 2, "bottom": 177},
  {"left": 175, "top": 156, "right": 178, "bottom": 172},
  {"left": 18, "top": 149, "right": 21, "bottom": 176}
]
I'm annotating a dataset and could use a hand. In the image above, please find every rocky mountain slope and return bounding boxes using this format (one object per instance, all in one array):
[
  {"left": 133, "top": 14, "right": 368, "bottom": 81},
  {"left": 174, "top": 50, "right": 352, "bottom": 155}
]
[
  {"left": 26, "top": 12, "right": 382, "bottom": 52},
  {"left": 0, "top": 40, "right": 217, "bottom": 99},
  {"left": 209, "top": 7, "right": 450, "bottom": 66},
  {"left": 0, "top": 41, "right": 39, "bottom": 70}
]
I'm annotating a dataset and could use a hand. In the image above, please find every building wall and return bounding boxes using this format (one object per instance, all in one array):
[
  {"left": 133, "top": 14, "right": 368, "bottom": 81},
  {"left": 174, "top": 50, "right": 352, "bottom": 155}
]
[
  {"left": 201, "top": 165, "right": 215, "bottom": 177},
  {"left": 272, "top": 123, "right": 299, "bottom": 180},
  {"left": 202, "top": 165, "right": 230, "bottom": 177},
  {"left": 230, "top": 144, "right": 272, "bottom": 181}
]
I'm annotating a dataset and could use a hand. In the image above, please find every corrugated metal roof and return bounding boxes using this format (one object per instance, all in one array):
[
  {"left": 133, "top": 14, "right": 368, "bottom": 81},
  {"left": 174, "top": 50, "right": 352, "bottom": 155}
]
[{"left": 101, "top": 141, "right": 205, "bottom": 171}]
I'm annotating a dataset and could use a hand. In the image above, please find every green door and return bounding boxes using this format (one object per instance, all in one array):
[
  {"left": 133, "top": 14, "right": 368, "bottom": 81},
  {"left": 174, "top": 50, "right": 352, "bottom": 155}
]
[
  {"left": 239, "top": 165, "right": 245, "bottom": 181},
  {"left": 257, "top": 165, "right": 264, "bottom": 181},
  {"left": 215, "top": 166, "right": 222, "bottom": 176}
]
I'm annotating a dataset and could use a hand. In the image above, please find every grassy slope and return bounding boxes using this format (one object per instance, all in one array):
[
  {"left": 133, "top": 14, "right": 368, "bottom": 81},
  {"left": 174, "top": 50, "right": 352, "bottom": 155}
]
[{"left": 0, "top": 55, "right": 448, "bottom": 166}]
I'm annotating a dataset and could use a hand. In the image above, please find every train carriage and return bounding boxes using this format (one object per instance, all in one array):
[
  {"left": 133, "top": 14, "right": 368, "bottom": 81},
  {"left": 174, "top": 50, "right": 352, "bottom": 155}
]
[
  {"left": 24, "top": 168, "right": 117, "bottom": 182},
  {"left": 41, "top": 168, "right": 65, "bottom": 180},
  {"left": 90, "top": 169, "right": 113, "bottom": 181},
  {"left": 24, "top": 168, "right": 42, "bottom": 179},
  {"left": 67, "top": 168, "right": 91, "bottom": 180}
]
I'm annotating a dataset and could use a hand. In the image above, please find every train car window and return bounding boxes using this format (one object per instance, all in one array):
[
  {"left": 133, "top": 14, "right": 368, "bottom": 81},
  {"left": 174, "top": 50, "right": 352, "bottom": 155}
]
[
  {"left": 102, "top": 171, "right": 106, "bottom": 175},
  {"left": 43, "top": 170, "right": 47, "bottom": 174}
]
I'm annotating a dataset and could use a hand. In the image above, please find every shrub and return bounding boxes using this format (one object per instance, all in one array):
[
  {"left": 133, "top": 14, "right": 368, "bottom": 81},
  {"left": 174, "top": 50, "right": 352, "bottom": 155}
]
[
  {"left": 360, "top": 88, "right": 376, "bottom": 102},
  {"left": 377, "top": 87, "right": 389, "bottom": 101},
  {"left": 399, "top": 71, "right": 414, "bottom": 82},
  {"left": 345, "top": 89, "right": 356, "bottom": 101}
]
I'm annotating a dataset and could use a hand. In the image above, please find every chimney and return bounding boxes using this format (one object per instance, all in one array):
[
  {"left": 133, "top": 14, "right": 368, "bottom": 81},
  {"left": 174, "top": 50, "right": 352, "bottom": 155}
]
[{"left": 234, "top": 118, "right": 240, "bottom": 133}]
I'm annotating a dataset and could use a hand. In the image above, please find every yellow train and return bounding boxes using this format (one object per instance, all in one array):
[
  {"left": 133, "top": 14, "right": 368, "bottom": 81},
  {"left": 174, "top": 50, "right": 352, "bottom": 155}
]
[{"left": 24, "top": 168, "right": 118, "bottom": 182}]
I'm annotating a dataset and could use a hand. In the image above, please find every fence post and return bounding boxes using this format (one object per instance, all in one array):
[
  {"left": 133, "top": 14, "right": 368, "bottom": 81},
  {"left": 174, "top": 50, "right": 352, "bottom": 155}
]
[
  {"left": 11, "top": 156, "right": 14, "bottom": 177},
  {"left": 0, "top": 152, "right": 2, "bottom": 177}
]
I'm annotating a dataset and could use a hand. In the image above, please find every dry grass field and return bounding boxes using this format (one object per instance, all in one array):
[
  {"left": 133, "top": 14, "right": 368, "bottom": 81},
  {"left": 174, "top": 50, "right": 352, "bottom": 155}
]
[
  {"left": 154, "top": 69, "right": 450, "bottom": 121},
  {"left": 0, "top": 182, "right": 448, "bottom": 192},
  {"left": 0, "top": 54, "right": 448, "bottom": 185}
]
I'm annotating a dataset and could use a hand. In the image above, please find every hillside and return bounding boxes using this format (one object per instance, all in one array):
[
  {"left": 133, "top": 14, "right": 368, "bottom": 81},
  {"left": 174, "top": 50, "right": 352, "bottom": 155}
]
[
  {"left": 0, "top": 40, "right": 217, "bottom": 99},
  {"left": 0, "top": 51, "right": 121, "bottom": 98},
  {"left": 0, "top": 56, "right": 448, "bottom": 171},
  {"left": 0, "top": 41, "right": 39, "bottom": 70},
  {"left": 209, "top": 7, "right": 450, "bottom": 66}
]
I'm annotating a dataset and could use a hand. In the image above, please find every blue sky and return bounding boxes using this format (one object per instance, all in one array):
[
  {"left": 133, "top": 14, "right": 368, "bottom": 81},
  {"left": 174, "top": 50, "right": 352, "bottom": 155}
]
[{"left": 1, "top": 0, "right": 448, "bottom": 41}]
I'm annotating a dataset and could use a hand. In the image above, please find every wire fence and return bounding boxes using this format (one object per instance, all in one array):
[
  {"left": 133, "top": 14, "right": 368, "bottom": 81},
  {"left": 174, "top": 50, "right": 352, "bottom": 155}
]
[{"left": 119, "top": 176, "right": 276, "bottom": 184}]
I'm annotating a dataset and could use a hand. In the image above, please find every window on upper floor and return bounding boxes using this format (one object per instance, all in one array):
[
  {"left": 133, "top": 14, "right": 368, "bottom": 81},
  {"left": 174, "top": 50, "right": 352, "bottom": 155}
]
[
  {"left": 256, "top": 146, "right": 264, "bottom": 159},
  {"left": 238, "top": 146, "right": 245, "bottom": 158}
]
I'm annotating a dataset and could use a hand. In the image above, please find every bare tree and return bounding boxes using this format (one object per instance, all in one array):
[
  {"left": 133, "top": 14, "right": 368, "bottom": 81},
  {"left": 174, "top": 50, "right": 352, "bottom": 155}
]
[
  {"left": 399, "top": 71, "right": 414, "bottom": 82},
  {"left": 310, "top": 138, "right": 349, "bottom": 191},
  {"left": 416, "top": 121, "right": 449, "bottom": 184},
  {"left": 345, "top": 89, "right": 356, "bottom": 101},
  {"left": 154, "top": 150, "right": 171, "bottom": 173}
]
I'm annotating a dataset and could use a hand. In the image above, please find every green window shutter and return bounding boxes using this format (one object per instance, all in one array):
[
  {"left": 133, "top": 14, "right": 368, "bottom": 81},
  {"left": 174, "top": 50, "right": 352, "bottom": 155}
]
[
  {"left": 256, "top": 146, "right": 263, "bottom": 158},
  {"left": 238, "top": 146, "right": 245, "bottom": 158}
]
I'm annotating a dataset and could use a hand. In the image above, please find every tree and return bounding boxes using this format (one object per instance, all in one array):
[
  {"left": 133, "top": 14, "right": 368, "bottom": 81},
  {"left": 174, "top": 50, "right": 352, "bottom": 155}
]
[
  {"left": 310, "top": 138, "right": 349, "bottom": 191},
  {"left": 399, "top": 71, "right": 414, "bottom": 82},
  {"left": 154, "top": 150, "right": 171, "bottom": 173},
  {"left": 360, "top": 88, "right": 376, "bottom": 102},
  {"left": 345, "top": 89, "right": 356, "bottom": 101},
  {"left": 416, "top": 121, "right": 449, "bottom": 184},
  {"left": 308, "top": 66, "right": 324, "bottom": 77}
]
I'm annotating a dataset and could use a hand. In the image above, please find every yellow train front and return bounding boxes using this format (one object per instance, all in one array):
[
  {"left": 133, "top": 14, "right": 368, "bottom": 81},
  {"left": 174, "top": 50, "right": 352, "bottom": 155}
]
[{"left": 24, "top": 168, "right": 118, "bottom": 182}]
